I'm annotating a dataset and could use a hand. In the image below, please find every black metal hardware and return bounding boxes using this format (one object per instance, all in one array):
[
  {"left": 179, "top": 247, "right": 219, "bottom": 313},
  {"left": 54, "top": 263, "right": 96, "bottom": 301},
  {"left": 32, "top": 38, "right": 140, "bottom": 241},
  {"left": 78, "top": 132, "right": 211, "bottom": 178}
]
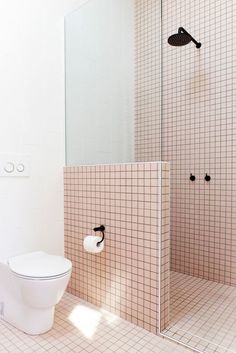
[
  {"left": 168, "top": 27, "right": 201, "bottom": 48},
  {"left": 93, "top": 225, "right": 105, "bottom": 232},
  {"left": 205, "top": 174, "right": 211, "bottom": 182},
  {"left": 93, "top": 225, "right": 105, "bottom": 247},
  {"left": 190, "top": 174, "right": 196, "bottom": 181},
  {"left": 179, "top": 27, "right": 201, "bottom": 48}
]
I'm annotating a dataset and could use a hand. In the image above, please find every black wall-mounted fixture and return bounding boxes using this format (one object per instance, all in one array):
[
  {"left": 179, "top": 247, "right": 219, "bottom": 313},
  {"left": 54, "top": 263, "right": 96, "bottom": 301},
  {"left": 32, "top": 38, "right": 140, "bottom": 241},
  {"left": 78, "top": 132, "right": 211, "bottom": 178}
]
[
  {"left": 205, "top": 174, "right": 211, "bottom": 182},
  {"left": 168, "top": 27, "right": 201, "bottom": 48},
  {"left": 93, "top": 225, "right": 105, "bottom": 247},
  {"left": 190, "top": 174, "right": 196, "bottom": 181}
]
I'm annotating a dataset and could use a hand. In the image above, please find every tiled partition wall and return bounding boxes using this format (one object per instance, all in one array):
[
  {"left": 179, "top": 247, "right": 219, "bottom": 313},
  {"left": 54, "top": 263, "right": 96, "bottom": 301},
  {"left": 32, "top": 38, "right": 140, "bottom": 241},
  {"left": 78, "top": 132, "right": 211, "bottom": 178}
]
[
  {"left": 135, "top": 0, "right": 236, "bottom": 286},
  {"left": 64, "top": 162, "right": 170, "bottom": 334}
]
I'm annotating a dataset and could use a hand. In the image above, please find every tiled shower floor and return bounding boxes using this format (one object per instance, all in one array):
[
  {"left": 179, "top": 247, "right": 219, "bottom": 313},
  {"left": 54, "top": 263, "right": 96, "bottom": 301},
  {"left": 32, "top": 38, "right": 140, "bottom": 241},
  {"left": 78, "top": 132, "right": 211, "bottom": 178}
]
[
  {"left": 162, "top": 272, "right": 236, "bottom": 353},
  {"left": 0, "top": 292, "right": 190, "bottom": 353}
]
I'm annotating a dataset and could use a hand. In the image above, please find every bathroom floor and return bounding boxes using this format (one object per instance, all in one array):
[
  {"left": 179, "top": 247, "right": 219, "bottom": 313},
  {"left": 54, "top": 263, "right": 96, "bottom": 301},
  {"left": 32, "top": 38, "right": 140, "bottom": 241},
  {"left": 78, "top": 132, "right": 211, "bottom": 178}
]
[
  {"left": 0, "top": 292, "right": 190, "bottom": 353},
  {"left": 162, "top": 272, "right": 236, "bottom": 353}
]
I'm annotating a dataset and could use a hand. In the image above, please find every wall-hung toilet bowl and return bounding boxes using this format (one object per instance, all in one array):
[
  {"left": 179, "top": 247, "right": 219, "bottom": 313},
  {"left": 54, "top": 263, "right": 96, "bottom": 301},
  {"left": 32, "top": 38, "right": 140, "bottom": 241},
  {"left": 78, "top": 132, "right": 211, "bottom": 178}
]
[{"left": 0, "top": 252, "right": 72, "bottom": 335}]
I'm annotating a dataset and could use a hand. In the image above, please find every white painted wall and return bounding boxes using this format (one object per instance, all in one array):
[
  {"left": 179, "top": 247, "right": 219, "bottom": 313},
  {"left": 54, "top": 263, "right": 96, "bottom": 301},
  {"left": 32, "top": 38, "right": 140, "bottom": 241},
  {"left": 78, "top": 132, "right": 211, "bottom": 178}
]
[
  {"left": 0, "top": 0, "right": 84, "bottom": 260},
  {"left": 65, "top": 0, "right": 135, "bottom": 165}
]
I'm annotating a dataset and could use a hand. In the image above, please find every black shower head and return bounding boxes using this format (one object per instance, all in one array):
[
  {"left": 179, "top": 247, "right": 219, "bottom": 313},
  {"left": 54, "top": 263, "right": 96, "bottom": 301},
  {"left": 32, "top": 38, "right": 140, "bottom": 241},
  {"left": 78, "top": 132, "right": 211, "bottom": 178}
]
[
  {"left": 168, "top": 33, "right": 192, "bottom": 46},
  {"left": 168, "top": 27, "right": 201, "bottom": 48}
]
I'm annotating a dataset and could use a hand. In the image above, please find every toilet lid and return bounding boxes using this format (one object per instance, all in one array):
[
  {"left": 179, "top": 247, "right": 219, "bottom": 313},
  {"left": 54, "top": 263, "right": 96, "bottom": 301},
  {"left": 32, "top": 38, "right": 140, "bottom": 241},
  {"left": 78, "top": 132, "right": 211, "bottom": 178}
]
[{"left": 8, "top": 251, "right": 72, "bottom": 279}]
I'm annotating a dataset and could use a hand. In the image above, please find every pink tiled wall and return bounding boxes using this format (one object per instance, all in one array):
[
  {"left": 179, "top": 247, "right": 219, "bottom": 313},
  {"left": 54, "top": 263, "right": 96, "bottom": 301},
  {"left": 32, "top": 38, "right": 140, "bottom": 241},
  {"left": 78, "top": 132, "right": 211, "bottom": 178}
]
[
  {"left": 135, "top": 0, "right": 161, "bottom": 162},
  {"left": 135, "top": 0, "right": 236, "bottom": 285},
  {"left": 64, "top": 162, "right": 170, "bottom": 334}
]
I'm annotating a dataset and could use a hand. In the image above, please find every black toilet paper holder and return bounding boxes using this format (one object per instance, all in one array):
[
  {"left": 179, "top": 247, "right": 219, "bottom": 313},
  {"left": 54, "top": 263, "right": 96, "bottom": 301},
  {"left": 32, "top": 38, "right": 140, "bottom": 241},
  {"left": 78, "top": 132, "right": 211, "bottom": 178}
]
[{"left": 93, "top": 225, "right": 105, "bottom": 247}]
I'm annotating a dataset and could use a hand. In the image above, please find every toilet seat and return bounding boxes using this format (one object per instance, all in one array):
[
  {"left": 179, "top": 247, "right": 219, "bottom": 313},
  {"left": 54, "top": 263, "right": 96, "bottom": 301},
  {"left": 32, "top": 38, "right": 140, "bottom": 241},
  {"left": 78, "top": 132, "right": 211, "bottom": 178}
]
[{"left": 8, "top": 251, "right": 72, "bottom": 280}]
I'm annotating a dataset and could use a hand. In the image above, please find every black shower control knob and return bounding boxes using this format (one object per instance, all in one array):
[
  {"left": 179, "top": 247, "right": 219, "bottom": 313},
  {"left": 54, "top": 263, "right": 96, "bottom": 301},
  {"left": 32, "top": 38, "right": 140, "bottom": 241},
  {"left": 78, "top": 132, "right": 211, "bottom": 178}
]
[
  {"left": 205, "top": 174, "right": 211, "bottom": 182},
  {"left": 190, "top": 174, "right": 196, "bottom": 181}
]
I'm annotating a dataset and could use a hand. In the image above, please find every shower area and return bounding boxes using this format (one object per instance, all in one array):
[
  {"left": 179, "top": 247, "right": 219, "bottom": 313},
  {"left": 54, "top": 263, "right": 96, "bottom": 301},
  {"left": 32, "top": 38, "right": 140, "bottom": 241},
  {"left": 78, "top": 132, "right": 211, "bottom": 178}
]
[
  {"left": 135, "top": 0, "right": 236, "bottom": 351},
  {"left": 65, "top": 0, "right": 236, "bottom": 352}
]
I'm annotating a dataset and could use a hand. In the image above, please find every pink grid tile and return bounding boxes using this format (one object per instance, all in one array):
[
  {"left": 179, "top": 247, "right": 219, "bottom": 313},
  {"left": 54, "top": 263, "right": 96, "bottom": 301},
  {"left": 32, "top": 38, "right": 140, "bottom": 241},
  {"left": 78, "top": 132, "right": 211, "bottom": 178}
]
[
  {"left": 135, "top": 0, "right": 236, "bottom": 286},
  {"left": 0, "top": 292, "right": 191, "bottom": 353},
  {"left": 163, "top": 272, "right": 236, "bottom": 353},
  {"left": 64, "top": 162, "right": 170, "bottom": 334}
]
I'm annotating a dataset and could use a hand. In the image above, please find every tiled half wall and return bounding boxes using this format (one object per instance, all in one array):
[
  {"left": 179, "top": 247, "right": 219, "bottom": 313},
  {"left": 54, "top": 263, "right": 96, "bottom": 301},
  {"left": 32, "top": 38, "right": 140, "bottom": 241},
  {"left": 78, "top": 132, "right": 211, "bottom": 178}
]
[
  {"left": 64, "top": 162, "right": 170, "bottom": 334},
  {"left": 135, "top": 0, "right": 236, "bottom": 286}
]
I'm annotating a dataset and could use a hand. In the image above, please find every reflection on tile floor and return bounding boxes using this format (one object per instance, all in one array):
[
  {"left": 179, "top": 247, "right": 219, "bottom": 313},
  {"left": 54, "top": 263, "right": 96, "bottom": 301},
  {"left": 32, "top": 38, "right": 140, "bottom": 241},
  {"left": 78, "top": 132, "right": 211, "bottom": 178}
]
[
  {"left": 0, "top": 292, "right": 191, "bottom": 353},
  {"left": 162, "top": 272, "right": 236, "bottom": 353}
]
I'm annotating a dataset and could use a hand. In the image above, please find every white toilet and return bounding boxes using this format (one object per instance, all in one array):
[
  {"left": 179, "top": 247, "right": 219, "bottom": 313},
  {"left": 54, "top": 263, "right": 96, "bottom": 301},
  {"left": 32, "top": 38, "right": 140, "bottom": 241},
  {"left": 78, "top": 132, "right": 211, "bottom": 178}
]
[{"left": 0, "top": 251, "right": 72, "bottom": 335}]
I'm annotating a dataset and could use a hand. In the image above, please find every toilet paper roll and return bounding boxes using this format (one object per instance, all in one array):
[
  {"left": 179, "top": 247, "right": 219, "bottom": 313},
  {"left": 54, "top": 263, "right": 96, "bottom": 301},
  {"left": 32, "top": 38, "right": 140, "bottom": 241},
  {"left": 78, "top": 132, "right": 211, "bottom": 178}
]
[{"left": 83, "top": 235, "right": 104, "bottom": 253}]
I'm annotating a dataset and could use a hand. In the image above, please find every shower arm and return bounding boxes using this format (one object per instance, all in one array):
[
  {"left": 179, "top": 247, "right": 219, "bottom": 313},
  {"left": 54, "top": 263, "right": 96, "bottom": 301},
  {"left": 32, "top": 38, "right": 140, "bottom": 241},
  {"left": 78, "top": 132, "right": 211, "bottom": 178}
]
[{"left": 178, "top": 27, "right": 201, "bottom": 48}]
